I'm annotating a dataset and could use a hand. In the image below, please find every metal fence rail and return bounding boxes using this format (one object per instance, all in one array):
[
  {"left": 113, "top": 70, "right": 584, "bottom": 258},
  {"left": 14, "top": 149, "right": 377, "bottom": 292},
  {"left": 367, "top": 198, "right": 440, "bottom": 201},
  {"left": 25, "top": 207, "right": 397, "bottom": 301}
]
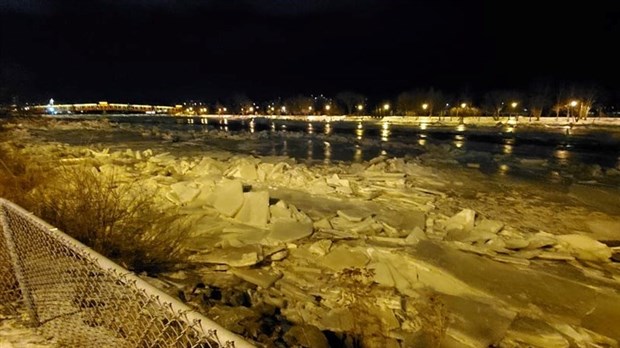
[{"left": 0, "top": 198, "right": 252, "bottom": 348}]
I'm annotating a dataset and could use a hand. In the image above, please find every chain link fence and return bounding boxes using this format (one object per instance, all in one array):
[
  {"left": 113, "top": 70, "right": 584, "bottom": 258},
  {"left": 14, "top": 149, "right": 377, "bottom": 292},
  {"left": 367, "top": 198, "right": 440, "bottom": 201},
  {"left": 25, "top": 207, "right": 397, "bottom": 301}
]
[{"left": 0, "top": 198, "right": 252, "bottom": 348}]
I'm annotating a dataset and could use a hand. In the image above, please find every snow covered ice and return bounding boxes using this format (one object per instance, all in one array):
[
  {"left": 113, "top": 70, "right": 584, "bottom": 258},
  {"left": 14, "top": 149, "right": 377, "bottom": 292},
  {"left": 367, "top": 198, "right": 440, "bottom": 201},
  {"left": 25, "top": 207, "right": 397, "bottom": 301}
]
[{"left": 2, "top": 119, "right": 620, "bottom": 347}]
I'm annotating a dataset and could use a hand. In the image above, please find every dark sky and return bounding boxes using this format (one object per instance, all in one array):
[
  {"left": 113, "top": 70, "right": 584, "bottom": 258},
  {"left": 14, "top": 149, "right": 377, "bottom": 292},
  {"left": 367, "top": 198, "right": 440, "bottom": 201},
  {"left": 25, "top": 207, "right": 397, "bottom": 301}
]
[{"left": 1, "top": 0, "right": 618, "bottom": 104}]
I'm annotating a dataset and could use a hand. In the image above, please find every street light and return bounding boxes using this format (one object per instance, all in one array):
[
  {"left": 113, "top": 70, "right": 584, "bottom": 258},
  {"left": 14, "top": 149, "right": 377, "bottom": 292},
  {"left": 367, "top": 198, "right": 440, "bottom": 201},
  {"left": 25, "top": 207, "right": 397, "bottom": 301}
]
[
  {"left": 383, "top": 103, "right": 390, "bottom": 110},
  {"left": 422, "top": 103, "right": 428, "bottom": 110},
  {"left": 568, "top": 100, "right": 579, "bottom": 119},
  {"left": 511, "top": 102, "right": 518, "bottom": 118},
  {"left": 357, "top": 104, "right": 364, "bottom": 112},
  {"left": 456, "top": 103, "right": 467, "bottom": 120}
]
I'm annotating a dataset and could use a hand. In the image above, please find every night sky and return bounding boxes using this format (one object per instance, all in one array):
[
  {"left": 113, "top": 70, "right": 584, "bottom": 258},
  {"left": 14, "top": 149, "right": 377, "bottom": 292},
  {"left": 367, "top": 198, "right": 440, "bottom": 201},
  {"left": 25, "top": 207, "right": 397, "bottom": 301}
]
[{"left": 1, "top": 0, "right": 618, "bottom": 104}]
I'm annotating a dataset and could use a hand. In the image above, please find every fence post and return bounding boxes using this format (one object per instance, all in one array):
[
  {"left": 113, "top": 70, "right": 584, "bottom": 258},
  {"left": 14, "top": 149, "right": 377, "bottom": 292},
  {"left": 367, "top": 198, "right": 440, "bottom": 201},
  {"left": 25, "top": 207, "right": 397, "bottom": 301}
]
[{"left": 0, "top": 205, "right": 40, "bottom": 326}]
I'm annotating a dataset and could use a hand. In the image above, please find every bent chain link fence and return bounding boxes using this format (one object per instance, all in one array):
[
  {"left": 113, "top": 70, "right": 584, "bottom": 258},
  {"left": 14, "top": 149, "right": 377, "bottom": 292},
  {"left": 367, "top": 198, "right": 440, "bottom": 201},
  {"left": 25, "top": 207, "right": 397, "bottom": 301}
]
[{"left": 0, "top": 198, "right": 252, "bottom": 348}]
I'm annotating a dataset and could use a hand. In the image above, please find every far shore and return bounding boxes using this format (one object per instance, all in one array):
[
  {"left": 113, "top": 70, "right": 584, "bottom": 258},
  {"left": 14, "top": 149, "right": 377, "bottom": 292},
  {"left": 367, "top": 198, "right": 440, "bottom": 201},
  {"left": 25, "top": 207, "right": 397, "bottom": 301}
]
[{"left": 5, "top": 113, "right": 620, "bottom": 129}]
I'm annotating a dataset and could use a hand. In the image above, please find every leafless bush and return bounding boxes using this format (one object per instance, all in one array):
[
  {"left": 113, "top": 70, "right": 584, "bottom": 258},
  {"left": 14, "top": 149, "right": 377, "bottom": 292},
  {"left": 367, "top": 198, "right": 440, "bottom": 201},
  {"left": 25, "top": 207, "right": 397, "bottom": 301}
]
[
  {"left": 1, "top": 141, "right": 188, "bottom": 274},
  {"left": 31, "top": 165, "right": 189, "bottom": 273}
]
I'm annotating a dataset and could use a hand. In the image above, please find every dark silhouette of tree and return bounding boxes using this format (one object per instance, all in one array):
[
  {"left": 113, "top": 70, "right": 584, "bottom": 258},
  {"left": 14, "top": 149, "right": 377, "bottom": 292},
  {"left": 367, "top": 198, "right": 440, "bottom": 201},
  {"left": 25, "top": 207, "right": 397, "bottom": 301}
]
[
  {"left": 284, "top": 95, "right": 314, "bottom": 115},
  {"left": 335, "top": 91, "right": 365, "bottom": 115},
  {"left": 552, "top": 85, "right": 569, "bottom": 118},
  {"left": 482, "top": 90, "right": 521, "bottom": 119},
  {"left": 396, "top": 89, "right": 425, "bottom": 115},
  {"left": 231, "top": 93, "right": 253, "bottom": 114},
  {"left": 527, "top": 83, "right": 551, "bottom": 121},
  {"left": 425, "top": 88, "right": 445, "bottom": 117},
  {"left": 482, "top": 91, "right": 508, "bottom": 118},
  {"left": 572, "top": 85, "right": 597, "bottom": 120}
]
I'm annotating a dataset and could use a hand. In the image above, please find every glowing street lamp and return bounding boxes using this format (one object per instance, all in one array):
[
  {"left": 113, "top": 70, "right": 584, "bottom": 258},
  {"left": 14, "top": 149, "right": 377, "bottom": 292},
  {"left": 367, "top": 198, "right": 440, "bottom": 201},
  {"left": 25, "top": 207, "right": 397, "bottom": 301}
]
[
  {"left": 422, "top": 103, "right": 428, "bottom": 110},
  {"left": 357, "top": 104, "right": 364, "bottom": 111},
  {"left": 568, "top": 100, "right": 579, "bottom": 118},
  {"left": 510, "top": 102, "right": 519, "bottom": 118},
  {"left": 456, "top": 103, "right": 467, "bottom": 120},
  {"left": 281, "top": 106, "right": 286, "bottom": 113},
  {"left": 383, "top": 103, "right": 390, "bottom": 111},
  {"left": 325, "top": 105, "right": 331, "bottom": 111}
]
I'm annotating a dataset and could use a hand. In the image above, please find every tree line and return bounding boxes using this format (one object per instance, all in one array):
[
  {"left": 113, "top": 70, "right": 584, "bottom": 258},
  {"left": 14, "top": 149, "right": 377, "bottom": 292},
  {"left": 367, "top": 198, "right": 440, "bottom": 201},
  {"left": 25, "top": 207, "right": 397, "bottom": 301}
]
[{"left": 200, "top": 84, "right": 613, "bottom": 120}]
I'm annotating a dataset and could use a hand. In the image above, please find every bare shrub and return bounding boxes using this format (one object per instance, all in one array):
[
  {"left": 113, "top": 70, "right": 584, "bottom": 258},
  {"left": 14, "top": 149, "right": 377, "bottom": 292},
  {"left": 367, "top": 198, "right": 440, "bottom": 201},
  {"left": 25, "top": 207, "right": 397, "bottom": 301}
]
[
  {"left": 31, "top": 165, "right": 189, "bottom": 274},
  {"left": 0, "top": 143, "right": 53, "bottom": 209},
  {"left": 1, "top": 137, "right": 188, "bottom": 274}
]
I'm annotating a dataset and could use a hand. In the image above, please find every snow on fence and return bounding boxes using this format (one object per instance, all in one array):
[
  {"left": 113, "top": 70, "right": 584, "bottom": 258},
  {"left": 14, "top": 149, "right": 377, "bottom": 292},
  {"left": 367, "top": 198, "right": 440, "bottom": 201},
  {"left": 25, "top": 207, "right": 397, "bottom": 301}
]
[{"left": 0, "top": 198, "right": 252, "bottom": 348}]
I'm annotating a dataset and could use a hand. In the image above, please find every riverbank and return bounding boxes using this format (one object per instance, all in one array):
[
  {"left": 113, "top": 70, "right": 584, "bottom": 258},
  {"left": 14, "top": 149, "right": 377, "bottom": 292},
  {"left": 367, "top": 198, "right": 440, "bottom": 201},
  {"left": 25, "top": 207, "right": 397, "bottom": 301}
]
[
  {"left": 6, "top": 113, "right": 620, "bottom": 130},
  {"left": 2, "top": 119, "right": 620, "bottom": 347},
  {"left": 162, "top": 114, "right": 620, "bottom": 129}
]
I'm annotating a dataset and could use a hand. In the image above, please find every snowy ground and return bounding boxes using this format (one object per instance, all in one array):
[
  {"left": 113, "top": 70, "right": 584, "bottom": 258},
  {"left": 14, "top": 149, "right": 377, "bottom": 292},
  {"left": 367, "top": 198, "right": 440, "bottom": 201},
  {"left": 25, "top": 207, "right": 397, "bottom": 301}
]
[
  {"left": 0, "top": 307, "right": 56, "bottom": 348},
  {"left": 2, "top": 119, "right": 620, "bottom": 347}
]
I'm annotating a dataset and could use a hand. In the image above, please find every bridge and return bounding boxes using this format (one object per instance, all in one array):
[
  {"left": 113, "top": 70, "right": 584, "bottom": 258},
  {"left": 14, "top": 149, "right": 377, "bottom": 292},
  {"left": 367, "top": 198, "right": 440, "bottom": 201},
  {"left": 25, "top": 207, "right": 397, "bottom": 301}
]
[{"left": 30, "top": 101, "right": 178, "bottom": 115}]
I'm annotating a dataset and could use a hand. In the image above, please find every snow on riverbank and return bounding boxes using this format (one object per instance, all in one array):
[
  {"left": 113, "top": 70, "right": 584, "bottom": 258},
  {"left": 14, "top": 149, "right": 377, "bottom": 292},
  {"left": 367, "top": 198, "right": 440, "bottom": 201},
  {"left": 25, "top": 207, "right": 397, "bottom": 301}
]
[
  {"left": 2, "top": 120, "right": 620, "bottom": 347},
  {"left": 0, "top": 307, "right": 56, "bottom": 348}
]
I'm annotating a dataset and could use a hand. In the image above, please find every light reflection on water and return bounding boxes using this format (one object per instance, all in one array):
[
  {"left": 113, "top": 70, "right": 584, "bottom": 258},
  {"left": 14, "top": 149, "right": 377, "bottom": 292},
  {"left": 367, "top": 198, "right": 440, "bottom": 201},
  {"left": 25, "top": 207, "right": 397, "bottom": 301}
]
[
  {"left": 307, "top": 140, "right": 313, "bottom": 160},
  {"left": 324, "top": 142, "right": 332, "bottom": 164},
  {"left": 454, "top": 135, "right": 464, "bottom": 148},
  {"left": 381, "top": 122, "right": 390, "bottom": 142},
  {"left": 355, "top": 123, "right": 364, "bottom": 140},
  {"left": 177, "top": 117, "right": 617, "bottom": 181},
  {"left": 324, "top": 122, "right": 332, "bottom": 135},
  {"left": 499, "top": 164, "right": 510, "bottom": 175},
  {"left": 554, "top": 149, "right": 570, "bottom": 165},
  {"left": 354, "top": 146, "right": 363, "bottom": 163}
]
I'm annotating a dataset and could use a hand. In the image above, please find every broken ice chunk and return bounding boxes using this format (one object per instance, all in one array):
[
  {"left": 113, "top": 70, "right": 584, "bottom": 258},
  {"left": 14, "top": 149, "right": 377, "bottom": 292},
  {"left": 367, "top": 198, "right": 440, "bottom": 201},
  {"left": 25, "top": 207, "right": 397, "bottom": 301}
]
[
  {"left": 308, "top": 240, "right": 333, "bottom": 256},
  {"left": 473, "top": 219, "right": 504, "bottom": 234},
  {"left": 212, "top": 179, "right": 244, "bottom": 217},
  {"left": 445, "top": 208, "right": 476, "bottom": 232},
  {"left": 189, "top": 245, "right": 263, "bottom": 267},
  {"left": 556, "top": 234, "right": 612, "bottom": 262},
  {"left": 320, "top": 246, "right": 369, "bottom": 271},
  {"left": 337, "top": 208, "right": 371, "bottom": 222},
  {"left": 230, "top": 267, "right": 282, "bottom": 288},
  {"left": 269, "top": 200, "right": 292, "bottom": 221},
  {"left": 227, "top": 161, "right": 258, "bottom": 181},
  {"left": 502, "top": 316, "right": 569, "bottom": 348},
  {"left": 525, "top": 231, "right": 557, "bottom": 250},
  {"left": 268, "top": 219, "right": 313, "bottom": 243},
  {"left": 235, "top": 191, "right": 270, "bottom": 227},
  {"left": 169, "top": 181, "right": 201, "bottom": 204}
]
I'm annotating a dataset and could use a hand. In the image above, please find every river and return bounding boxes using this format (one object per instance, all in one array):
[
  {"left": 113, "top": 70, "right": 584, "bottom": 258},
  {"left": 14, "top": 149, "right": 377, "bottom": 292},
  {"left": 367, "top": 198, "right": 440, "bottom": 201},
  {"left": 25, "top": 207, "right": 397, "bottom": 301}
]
[{"left": 47, "top": 115, "right": 620, "bottom": 187}]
